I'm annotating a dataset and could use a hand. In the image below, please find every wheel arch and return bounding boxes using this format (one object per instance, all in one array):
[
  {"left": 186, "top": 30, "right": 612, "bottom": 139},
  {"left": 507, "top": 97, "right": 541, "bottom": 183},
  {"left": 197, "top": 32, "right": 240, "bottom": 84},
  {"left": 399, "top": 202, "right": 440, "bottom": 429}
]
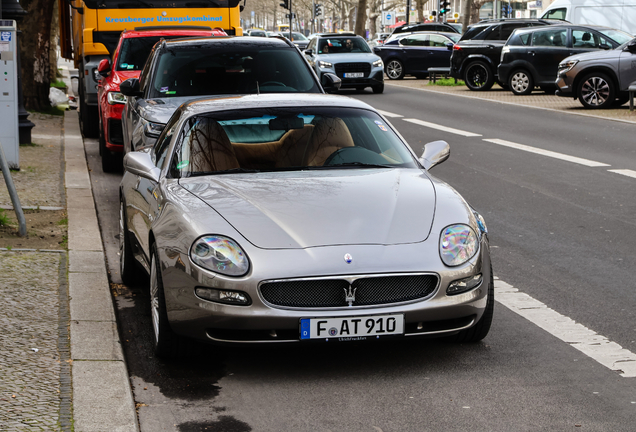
[
  {"left": 573, "top": 67, "right": 619, "bottom": 99},
  {"left": 461, "top": 54, "right": 496, "bottom": 75}
]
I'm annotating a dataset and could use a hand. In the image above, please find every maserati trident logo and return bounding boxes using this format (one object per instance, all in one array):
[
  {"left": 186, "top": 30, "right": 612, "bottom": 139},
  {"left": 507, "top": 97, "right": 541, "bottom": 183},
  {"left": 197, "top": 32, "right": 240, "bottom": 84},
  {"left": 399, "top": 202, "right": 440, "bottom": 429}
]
[
  {"left": 344, "top": 286, "right": 357, "bottom": 307},
  {"left": 344, "top": 253, "right": 353, "bottom": 264}
]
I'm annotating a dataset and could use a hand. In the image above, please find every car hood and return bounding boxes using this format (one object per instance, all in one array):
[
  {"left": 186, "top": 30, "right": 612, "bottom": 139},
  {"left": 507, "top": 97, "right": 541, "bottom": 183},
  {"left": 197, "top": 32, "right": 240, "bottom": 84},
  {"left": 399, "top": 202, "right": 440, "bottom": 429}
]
[
  {"left": 564, "top": 48, "right": 622, "bottom": 63},
  {"left": 179, "top": 169, "right": 436, "bottom": 249}
]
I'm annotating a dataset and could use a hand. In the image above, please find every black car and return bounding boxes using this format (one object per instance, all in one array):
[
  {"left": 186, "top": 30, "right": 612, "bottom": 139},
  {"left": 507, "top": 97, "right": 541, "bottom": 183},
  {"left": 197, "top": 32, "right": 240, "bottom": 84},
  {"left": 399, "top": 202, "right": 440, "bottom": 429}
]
[
  {"left": 498, "top": 25, "right": 630, "bottom": 95},
  {"left": 389, "top": 22, "right": 460, "bottom": 37},
  {"left": 119, "top": 37, "right": 339, "bottom": 153},
  {"left": 373, "top": 32, "right": 461, "bottom": 80},
  {"left": 450, "top": 18, "right": 564, "bottom": 91}
]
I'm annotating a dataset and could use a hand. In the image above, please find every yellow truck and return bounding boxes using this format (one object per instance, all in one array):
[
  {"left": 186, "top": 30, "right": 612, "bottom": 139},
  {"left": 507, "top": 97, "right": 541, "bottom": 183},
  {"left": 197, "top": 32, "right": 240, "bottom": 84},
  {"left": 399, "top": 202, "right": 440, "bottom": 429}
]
[{"left": 60, "top": 0, "right": 244, "bottom": 137}]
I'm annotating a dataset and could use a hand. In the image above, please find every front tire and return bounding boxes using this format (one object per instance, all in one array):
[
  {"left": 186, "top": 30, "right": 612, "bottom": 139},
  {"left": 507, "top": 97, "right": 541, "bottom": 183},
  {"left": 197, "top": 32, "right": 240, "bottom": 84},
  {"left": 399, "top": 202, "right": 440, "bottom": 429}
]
[
  {"left": 78, "top": 75, "right": 99, "bottom": 138},
  {"left": 100, "top": 120, "right": 120, "bottom": 173},
  {"left": 509, "top": 70, "right": 534, "bottom": 95},
  {"left": 119, "top": 200, "right": 141, "bottom": 286},
  {"left": 578, "top": 72, "right": 615, "bottom": 109},
  {"left": 150, "top": 243, "right": 191, "bottom": 359},
  {"left": 464, "top": 61, "right": 494, "bottom": 91},
  {"left": 372, "top": 83, "right": 384, "bottom": 94},
  {"left": 385, "top": 59, "right": 405, "bottom": 80}
]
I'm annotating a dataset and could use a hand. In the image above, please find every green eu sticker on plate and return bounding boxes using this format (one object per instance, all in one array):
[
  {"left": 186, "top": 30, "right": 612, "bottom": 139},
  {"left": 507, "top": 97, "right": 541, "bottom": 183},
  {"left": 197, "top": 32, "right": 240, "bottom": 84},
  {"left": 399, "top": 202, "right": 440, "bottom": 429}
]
[{"left": 177, "top": 160, "right": 189, "bottom": 169}]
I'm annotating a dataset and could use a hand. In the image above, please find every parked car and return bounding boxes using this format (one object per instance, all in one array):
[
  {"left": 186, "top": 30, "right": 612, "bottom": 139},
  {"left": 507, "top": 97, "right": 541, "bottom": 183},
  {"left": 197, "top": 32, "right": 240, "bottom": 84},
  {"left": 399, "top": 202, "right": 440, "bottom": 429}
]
[
  {"left": 95, "top": 26, "right": 226, "bottom": 172},
  {"left": 272, "top": 31, "right": 310, "bottom": 50},
  {"left": 556, "top": 37, "right": 636, "bottom": 108},
  {"left": 119, "top": 36, "right": 338, "bottom": 153},
  {"left": 119, "top": 93, "right": 493, "bottom": 358},
  {"left": 450, "top": 18, "right": 564, "bottom": 91},
  {"left": 367, "top": 32, "right": 390, "bottom": 48},
  {"left": 541, "top": 0, "right": 636, "bottom": 35},
  {"left": 373, "top": 32, "right": 460, "bottom": 80},
  {"left": 304, "top": 33, "right": 385, "bottom": 93},
  {"left": 246, "top": 29, "right": 267, "bottom": 37},
  {"left": 498, "top": 25, "right": 633, "bottom": 95},
  {"left": 389, "top": 22, "right": 461, "bottom": 38}
]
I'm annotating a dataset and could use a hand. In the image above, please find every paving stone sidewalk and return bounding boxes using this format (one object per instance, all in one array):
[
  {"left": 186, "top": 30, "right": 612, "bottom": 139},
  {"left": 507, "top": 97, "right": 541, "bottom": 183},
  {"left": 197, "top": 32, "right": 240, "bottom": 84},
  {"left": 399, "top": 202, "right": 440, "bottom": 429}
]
[{"left": 388, "top": 78, "right": 636, "bottom": 124}]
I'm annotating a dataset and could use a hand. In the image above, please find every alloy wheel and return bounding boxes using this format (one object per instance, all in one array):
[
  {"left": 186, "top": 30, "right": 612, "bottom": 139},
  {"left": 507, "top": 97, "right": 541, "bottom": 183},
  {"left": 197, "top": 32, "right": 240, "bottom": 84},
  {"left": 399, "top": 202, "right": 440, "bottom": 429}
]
[
  {"left": 386, "top": 60, "right": 403, "bottom": 80},
  {"left": 119, "top": 202, "right": 126, "bottom": 273},
  {"left": 465, "top": 63, "right": 491, "bottom": 90},
  {"left": 150, "top": 255, "right": 161, "bottom": 345},
  {"left": 581, "top": 77, "right": 610, "bottom": 107},
  {"left": 511, "top": 72, "right": 530, "bottom": 94}
]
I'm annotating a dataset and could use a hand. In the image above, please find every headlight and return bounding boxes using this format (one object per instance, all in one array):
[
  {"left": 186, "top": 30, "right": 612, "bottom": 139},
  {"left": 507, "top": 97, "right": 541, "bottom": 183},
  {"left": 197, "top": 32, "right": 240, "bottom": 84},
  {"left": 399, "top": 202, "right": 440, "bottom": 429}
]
[
  {"left": 92, "top": 68, "right": 101, "bottom": 83},
  {"left": 558, "top": 60, "right": 578, "bottom": 75},
  {"left": 439, "top": 224, "right": 478, "bottom": 267},
  {"left": 143, "top": 121, "right": 165, "bottom": 138},
  {"left": 107, "top": 91, "right": 126, "bottom": 105},
  {"left": 190, "top": 235, "right": 250, "bottom": 277},
  {"left": 373, "top": 59, "right": 383, "bottom": 68},
  {"left": 318, "top": 60, "right": 333, "bottom": 69}
]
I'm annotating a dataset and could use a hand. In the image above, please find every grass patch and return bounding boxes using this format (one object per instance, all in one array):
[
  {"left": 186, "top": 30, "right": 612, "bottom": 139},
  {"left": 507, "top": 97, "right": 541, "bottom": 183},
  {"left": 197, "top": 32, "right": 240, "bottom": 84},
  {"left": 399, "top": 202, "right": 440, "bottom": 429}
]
[
  {"left": 428, "top": 78, "right": 465, "bottom": 86},
  {"left": 50, "top": 79, "right": 67, "bottom": 90},
  {"left": 0, "top": 209, "right": 9, "bottom": 226},
  {"left": 59, "top": 235, "right": 68, "bottom": 249},
  {"left": 58, "top": 217, "right": 68, "bottom": 226},
  {"left": 29, "top": 106, "right": 65, "bottom": 116},
  {"left": 20, "top": 142, "right": 41, "bottom": 147}
]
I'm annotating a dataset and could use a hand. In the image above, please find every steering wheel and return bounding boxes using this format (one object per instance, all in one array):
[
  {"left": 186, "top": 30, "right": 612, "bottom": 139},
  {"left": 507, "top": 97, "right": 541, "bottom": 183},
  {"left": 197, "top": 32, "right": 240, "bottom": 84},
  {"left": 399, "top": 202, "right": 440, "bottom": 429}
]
[{"left": 261, "top": 81, "right": 287, "bottom": 87}]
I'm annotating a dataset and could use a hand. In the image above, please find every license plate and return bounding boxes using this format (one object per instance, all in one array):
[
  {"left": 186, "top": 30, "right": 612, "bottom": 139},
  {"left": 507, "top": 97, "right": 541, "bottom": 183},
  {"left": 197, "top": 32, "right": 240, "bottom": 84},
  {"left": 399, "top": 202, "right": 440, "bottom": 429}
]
[
  {"left": 344, "top": 72, "right": 364, "bottom": 78},
  {"left": 300, "top": 314, "right": 404, "bottom": 341}
]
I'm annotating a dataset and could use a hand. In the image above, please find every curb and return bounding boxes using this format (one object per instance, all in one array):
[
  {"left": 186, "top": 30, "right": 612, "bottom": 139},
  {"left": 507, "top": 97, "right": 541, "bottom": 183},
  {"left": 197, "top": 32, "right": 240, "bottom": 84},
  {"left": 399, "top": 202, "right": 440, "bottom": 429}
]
[{"left": 64, "top": 111, "right": 139, "bottom": 431}]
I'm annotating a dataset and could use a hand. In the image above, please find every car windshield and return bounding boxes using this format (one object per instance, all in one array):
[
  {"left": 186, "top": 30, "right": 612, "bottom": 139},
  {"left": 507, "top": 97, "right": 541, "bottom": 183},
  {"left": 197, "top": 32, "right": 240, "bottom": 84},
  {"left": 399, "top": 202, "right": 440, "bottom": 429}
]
[
  {"left": 117, "top": 35, "right": 208, "bottom": 71},
  {"left": 318, "top": 38, "right": 371, "bottom": 54},
  {"left": 170, "top": 107, "right": 418, "bottom": 177},
  {"left": 150, "top": 45, "right": 320, "bottom": 98},
  {"left": 597, "top": 28, "right": 634, "bottom": 46}
]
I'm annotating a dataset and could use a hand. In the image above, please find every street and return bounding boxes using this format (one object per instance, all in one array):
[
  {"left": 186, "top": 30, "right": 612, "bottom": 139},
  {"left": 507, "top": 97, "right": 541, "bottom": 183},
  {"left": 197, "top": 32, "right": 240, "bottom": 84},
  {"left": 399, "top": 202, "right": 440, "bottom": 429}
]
[{"left": 86, "top": 83, "right": 636, "bottom": 431}]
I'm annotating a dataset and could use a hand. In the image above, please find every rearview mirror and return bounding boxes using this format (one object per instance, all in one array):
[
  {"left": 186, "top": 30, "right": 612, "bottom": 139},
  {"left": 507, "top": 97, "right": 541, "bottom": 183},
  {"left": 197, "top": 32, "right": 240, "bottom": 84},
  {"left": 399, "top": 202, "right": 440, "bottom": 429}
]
[
  {"left": 321, "top": 73, "right": 342, "bottom": 93},
  {"left": 97, "top": 59, "right": 111, "bottom": 77},
  {"left": 123, "top": 151, "right": 160, "bottom": 182},
  {"left": 419, "top": 140, "right": 450, "bottom": 170},
  {"left": 304, "top": 49, "right": 313, "bottom": 56},
  {"left": 446, "top": 43, "right": 454, "bottom": 51},
  {"left": 599, "top": 43, "right": 612, "bottom": 50},
  {"left": 120, "top": 78, "right": 142, "bottom": 97},
  {"left": 627, "top": 40, "right": 636, "bottom": 54}
]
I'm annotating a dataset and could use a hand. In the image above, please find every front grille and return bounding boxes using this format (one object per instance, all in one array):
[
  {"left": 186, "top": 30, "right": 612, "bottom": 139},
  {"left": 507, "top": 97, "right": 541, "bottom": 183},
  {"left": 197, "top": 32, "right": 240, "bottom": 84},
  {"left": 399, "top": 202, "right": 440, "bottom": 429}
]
[
  {"left": 335, "top": 62, "right": 371, "bottom": 78},
  {"left": 260, "top": 275, "right": 438, "bottom": 308},
  {"left": 108, "top": 119, "right": 123, "bottom": 145}
]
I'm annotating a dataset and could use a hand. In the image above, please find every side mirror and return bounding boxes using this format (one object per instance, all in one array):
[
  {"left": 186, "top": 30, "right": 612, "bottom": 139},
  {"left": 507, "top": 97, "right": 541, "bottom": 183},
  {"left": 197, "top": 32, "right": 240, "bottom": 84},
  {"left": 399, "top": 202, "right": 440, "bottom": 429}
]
[
  {"left": 97, "top": 58, "right": 111, "bottom": 77},
  {"left": 419, "top": 140, "right": 450, "bottom": 170},
  {"left": 446, "top": 43, "right": 454, "bottom": 51},
  {"left": 627, "top": 41, "right": 636, "bottom": 54},
  {"left": 599, "top": 43, "right": 612, "bottom": 50},
  {"left": 321, "top": 73, "right": 342, "bottom": 93},
  {"left": 304, "top": 49, "right": 313, "bottom": 56},
  {"left": 123, "top": 151, "right": 160, "bottom": 183},
  {"left": 120, "top": 78, "right": 142, "bottom": 97}
]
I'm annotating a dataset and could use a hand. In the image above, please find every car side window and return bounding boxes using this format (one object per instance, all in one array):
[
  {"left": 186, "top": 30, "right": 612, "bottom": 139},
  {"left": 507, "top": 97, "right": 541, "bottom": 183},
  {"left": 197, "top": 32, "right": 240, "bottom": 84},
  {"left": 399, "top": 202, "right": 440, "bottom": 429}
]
[
  {"left": 519, "top": 33, "right": 531, "bottom": 45},
  {"left": 532, "top": 29, "right": 567, "bottom": 47},
  {"left": 401, "top": 35, "right": 427, "bottom": 46},
  {"left": 307, "top": 37, "right": 316, "bottom": 51},
  {"left": 572, "top": 30, "right": 601, "bottom": 49},
  {"left": 484, "top": 26, "right": 501, "bottom": 41},
  {"left": 543, "top": 8, "right": 567, "bottom": 20},
  {"left": 429, "top": 35, "right": 449, "bottom": 47},
  {"left": 153, "top": 114, "right": 180, "bottom": 169},
  {"left": 500, "top": 24, "right": 527, "bottom": 41}
]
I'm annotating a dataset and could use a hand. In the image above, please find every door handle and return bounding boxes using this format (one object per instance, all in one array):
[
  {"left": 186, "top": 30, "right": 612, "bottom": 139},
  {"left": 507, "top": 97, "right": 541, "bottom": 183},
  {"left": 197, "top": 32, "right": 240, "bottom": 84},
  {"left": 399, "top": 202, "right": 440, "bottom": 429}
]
[{"left": 529, "top": 51, "right": 536, "bottom": 56}]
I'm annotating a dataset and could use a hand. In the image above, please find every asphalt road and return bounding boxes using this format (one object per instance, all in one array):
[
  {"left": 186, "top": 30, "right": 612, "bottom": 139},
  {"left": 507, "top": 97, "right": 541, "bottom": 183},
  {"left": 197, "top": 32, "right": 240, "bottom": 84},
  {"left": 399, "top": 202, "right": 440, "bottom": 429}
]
[{"left": 85, "top": 83, "right": 636, "bottom": 431}]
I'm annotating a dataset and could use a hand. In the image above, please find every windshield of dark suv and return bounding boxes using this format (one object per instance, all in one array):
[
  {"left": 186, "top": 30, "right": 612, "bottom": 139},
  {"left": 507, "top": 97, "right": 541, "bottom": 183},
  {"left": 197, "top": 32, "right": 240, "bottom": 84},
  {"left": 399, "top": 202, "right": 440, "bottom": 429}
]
[
  {"left": 170, "top": 107, "right": 417, "bottom": 177},
  {"left": 150, "top": 45, "right": 320, "bottom": 98}
]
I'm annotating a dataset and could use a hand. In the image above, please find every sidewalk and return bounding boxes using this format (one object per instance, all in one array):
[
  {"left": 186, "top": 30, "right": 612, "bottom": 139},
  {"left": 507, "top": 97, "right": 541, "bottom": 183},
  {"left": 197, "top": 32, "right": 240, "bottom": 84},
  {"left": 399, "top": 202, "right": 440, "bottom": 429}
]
[
  {"left": 388, "top": 78, "right": 636, "bottom": 124},
  {"left": 0, "top": 106, "right": 138, "bottom": 430}
]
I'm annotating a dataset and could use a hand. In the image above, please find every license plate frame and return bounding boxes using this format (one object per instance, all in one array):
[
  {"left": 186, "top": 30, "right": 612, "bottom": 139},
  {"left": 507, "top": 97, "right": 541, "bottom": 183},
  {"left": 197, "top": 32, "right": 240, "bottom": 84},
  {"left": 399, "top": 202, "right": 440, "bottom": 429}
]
[
  {"left": 344, "top": 72, "right": 364, "bottom": 78},
  {"left": 299, "top": 313, "right": 404, "bottom": 341}
]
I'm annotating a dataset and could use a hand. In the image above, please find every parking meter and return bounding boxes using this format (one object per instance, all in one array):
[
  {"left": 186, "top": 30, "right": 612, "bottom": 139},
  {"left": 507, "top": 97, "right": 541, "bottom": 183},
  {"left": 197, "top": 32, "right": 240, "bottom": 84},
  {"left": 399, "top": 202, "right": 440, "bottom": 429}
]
[{"left": 0, "top": 20, "right": 19, "bottom": 169}]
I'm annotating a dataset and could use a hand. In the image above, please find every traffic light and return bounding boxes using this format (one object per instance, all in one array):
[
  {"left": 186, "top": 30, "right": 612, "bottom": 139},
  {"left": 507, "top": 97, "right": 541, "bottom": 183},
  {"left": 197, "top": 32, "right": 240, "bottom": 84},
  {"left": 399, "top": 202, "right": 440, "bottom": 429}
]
[
  {"left": 314, "top": 3, "right": 322, "bottom": 17},
  {"left": 280, "top": 0, "right": 289, "bottom": 10},
  {"left": 440, "top": 1, "right": 451, "bottom": 15}
]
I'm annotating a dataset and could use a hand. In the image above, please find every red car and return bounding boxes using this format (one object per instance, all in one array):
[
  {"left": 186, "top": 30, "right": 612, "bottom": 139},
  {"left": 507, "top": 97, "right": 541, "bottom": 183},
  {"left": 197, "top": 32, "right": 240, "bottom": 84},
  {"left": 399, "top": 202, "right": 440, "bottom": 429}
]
[{"left": 96, "top": 26, "right": 227, "bottom": 172}]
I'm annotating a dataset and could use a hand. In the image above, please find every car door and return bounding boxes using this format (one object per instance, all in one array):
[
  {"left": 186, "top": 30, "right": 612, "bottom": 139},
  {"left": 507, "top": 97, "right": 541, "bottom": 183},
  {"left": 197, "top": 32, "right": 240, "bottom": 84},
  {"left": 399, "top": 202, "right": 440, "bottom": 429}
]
[
  {"left": 618, "top": 44, "right": 636, "bottom": 92},
  {"left": 426, "top": 34, "right": 453, "bottom": 69},
  {"left": 529, "top": 28, "right": 569, "bottom": 83},
  {"left": 399, "top": 34, "right": 429, "bottom": 74}
]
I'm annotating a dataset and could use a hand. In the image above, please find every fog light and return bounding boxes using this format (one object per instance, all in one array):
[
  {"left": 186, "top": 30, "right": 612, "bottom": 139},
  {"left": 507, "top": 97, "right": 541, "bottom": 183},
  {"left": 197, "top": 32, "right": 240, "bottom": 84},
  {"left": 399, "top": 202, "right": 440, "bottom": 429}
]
[
  {"left": 195, "top": 287, "right": 251, "bottom": 305},
  {"left": 447, "top": 274, "right": 482, "bottom": 296}
]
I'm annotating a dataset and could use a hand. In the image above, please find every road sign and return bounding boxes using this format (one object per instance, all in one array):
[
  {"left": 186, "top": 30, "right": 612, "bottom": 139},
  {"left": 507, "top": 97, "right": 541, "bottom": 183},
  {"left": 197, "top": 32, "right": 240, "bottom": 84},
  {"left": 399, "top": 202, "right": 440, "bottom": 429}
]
[{"left": 382, "top": 11, "right": 395, "bottom": 26}]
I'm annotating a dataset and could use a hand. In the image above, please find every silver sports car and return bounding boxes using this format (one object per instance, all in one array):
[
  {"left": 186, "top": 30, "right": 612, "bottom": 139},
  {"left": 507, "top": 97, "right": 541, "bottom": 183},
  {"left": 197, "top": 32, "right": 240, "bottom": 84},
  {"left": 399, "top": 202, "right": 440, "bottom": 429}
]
[{"left": 120, "top": 93, "right": 492, "bottom": 358}]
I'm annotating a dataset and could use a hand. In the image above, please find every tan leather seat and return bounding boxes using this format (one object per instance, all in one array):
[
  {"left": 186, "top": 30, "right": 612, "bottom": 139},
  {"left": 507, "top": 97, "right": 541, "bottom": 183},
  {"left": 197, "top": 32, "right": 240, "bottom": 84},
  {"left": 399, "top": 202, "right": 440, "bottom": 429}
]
[
  {"left": 274, "top": 125, "right": 314, "bottom": 168},
  {"left": 187, "top": 118, "right": 240, "bottom": 173},
  {"left": 302, "top": 117, "right": 354, "bottom": 166}
]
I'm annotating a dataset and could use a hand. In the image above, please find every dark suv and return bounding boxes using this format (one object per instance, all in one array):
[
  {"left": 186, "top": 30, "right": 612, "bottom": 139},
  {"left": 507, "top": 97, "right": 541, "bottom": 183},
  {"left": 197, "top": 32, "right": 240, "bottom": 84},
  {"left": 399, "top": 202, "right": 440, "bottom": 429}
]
[
  {"left": 498, "top": 25, "right": 632, "bottom": 95},
  {"left": 450, "top": 19, "right": 564, "bottom": 91},
  {"left": 119, "top": 37, "right": 337, "bottom": 153}
]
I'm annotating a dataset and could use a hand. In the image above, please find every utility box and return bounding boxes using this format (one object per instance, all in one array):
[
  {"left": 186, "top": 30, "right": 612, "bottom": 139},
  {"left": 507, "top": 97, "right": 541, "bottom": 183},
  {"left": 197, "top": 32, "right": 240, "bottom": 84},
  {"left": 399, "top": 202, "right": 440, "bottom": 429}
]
[{"left": 0, "top": 20, "right": 19, "bottom": 169}]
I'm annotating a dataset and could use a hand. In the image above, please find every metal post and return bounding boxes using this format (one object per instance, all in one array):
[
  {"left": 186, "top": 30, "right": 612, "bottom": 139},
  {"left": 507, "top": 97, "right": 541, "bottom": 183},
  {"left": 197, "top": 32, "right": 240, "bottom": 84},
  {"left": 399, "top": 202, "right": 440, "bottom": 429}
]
[
  {"left": 289, "top": 0, "right": 293, "bottom": 39},
  {"left": 0, "top": 140, "right": 26, "bottom": 237},
  {"left": 406, "top": 0, "right": 411, "bottom": 24}
]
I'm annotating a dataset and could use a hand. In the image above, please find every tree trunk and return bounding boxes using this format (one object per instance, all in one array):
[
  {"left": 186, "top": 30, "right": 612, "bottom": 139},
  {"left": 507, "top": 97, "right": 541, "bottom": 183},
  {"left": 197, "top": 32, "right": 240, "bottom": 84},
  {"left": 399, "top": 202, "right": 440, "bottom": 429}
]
[
  {"left": 19, "top": 0, "right": 56, "bottom": 111},
  {"left": 49, "top": 0, "right": 59, "bottom": 83},
  {"left": 354, "top": 0, "right": 366, "bottom": 36}
]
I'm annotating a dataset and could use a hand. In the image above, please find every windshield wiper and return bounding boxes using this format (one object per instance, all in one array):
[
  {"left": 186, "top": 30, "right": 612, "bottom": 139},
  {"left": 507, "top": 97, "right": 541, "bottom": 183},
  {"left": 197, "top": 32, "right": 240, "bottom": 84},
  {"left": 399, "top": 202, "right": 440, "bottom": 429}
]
[
  {"left": 188, "top": 168, "right": 261, "bottom": 177},
  {"left": 322, "top": 162, "right": 395, "bottom": 169}
]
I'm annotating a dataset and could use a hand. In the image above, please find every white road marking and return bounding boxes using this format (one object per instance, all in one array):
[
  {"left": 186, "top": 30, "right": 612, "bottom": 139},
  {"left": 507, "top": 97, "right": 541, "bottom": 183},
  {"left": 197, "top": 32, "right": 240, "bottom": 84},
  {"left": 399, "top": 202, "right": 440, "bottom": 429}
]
[
  {"left": 377, "top": 109, "right": 403, "bottom": 118},
  {"left": 608, "top": 169, "right": 636, "bottom": 179},
  {"left": 495, "top": 278, "right": 636, "bottom": 378},
  {"left": 483, "top": 138, "right": 610, "bottom": 167},
  {"left": 403, "top": 118, "right": 482, "bottom": 137}
]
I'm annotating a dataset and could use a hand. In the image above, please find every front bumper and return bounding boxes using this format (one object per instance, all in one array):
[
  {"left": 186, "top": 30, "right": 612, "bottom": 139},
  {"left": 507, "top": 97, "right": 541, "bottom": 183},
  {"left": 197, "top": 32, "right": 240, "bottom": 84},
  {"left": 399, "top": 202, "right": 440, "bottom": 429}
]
[
  {"left": 102, "top": 102, "right": 124, "bottom": 152},
  {"left": 555, "top": 75, "right": 574, "bottom": 98},
  {"left": 319, "top": 68, "right": 384, "bottom": 89},
  {"left": 160, "top": 237, "right": 491, "bottom": 344}
]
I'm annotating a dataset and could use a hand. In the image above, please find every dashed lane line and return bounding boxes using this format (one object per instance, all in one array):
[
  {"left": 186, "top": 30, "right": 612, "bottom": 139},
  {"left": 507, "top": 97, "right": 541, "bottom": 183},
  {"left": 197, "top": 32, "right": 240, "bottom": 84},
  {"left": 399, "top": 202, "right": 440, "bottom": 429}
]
[
  {"left": 495, "top": 278, "right": 636, "bottom": 378},
  {"left": 403, "top": 118, "right": 483, "bottom": 137},
  {"left": 483, "top": 138, "right": 610, "bottom": 167},
  {"left": 608, "top": 169, "right": 636, "bottom": 179},
  {"left": 377, "top": 109, "right": 403, "bottom": 118}
]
